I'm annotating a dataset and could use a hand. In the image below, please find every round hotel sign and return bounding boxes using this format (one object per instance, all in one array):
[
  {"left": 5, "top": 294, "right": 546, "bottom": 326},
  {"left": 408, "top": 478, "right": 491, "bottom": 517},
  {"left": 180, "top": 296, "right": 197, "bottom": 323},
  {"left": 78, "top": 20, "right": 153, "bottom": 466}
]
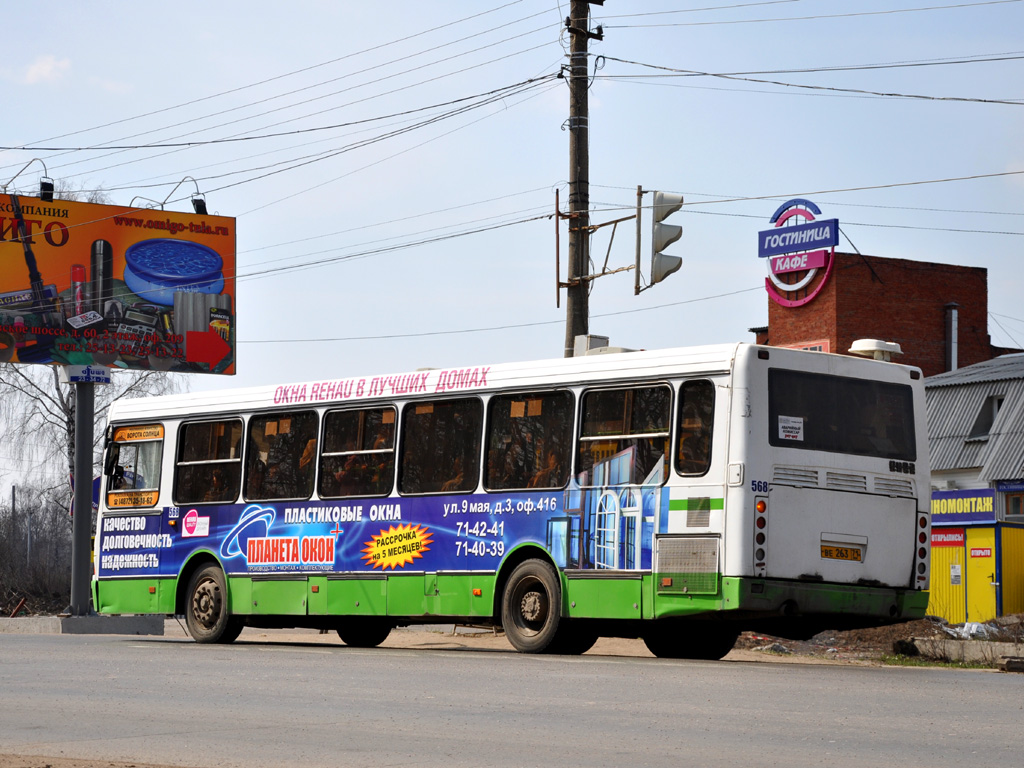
[{"left": 757, "top": 198, "right": 839, "bottom": 307}]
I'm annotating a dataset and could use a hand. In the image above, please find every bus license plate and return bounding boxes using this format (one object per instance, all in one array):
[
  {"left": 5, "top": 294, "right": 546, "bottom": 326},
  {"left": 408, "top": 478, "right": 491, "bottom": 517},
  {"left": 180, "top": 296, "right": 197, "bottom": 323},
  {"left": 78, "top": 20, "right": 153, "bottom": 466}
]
[{"left": 821, "top": 545, "right": 862, "bottom": 562}]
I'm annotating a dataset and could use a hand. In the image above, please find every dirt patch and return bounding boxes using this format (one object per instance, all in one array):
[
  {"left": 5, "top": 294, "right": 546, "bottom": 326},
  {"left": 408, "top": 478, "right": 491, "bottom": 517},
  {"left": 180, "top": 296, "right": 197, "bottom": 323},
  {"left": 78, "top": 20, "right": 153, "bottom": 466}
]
[
  {"left": 0, "top": 760, "right": 187, "bottom": 768},
  {"left": 735, "top": 615, "right": 1024, "bottom": 660}
]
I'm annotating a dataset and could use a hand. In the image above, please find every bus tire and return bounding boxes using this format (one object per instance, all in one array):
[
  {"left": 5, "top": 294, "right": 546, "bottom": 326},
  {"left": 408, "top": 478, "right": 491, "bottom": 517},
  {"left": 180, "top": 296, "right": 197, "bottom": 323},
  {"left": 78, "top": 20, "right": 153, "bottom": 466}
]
[
  {"left": 501, "top": 559, "right": 562, "bottom": 653},
  {"left": 185, "top": 564, "right": 243, "bottom": 644},
  {"left": 642, "top": 623, "right": 738, "bottom": 660},
  {"left": 337, "top": 620, "right": 392, "bottom": 648},
  {"left": 549, "top": 623, "right": 599, "bottom": 655}
]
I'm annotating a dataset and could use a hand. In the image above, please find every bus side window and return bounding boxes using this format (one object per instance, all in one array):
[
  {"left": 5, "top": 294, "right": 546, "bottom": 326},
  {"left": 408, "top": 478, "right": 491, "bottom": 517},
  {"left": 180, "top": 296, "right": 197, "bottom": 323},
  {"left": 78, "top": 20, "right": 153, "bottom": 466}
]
[
  {"left": 676, "top": 380, "right": 714, "bottom": 476},
  {"left": 577, "top": 386, "right": 672, "bottom": 487},
  {"left": 105, "top": 424, "right": 164, "bottom": 509},
  {"left": 399, "top": 398, "right": 483, "bottom": 495},
  {"left": 485, "top": 391, "right": 574, "bottom": 491},
  {"left": 174, "top": 419, "right": 243, "bottom": 504},
  {"left": 319, "top": 407, "right": 396, "bottom": 499},
  {"left": 244, "top": 411, "right": 319, "bottom": 501}
]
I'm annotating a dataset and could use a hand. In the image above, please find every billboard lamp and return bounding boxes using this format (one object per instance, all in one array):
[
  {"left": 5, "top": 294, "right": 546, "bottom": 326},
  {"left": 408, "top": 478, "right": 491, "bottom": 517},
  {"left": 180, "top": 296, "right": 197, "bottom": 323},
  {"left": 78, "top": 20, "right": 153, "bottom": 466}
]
[
  {"left": 1, "top": 158, "right": 51, "bottom": 198},
  {"left": 130, "top": 176, "right": 206, "bottom": 213}
]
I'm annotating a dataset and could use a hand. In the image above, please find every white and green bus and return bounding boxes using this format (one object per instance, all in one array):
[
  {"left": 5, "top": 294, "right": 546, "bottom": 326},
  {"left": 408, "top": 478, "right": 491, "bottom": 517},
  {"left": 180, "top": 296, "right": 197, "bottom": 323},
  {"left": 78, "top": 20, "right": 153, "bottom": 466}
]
[{"left": 93, "top": 342, "right": 930, "bottom": 658}]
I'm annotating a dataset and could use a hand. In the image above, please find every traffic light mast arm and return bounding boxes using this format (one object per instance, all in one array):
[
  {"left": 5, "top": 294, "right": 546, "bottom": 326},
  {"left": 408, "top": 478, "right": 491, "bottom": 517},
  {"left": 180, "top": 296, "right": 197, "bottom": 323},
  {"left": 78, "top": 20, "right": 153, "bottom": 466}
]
[{"left": 556, "top": 187, "right": 636, "bottom": 306}]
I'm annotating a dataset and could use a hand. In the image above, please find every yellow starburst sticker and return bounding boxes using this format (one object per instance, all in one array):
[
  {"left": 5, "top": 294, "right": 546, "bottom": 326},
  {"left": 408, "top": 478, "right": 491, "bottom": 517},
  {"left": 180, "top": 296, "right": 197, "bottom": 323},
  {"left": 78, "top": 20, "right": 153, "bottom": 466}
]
[{"left": 361, "top": 523, "right": 433, "bottom": 570}]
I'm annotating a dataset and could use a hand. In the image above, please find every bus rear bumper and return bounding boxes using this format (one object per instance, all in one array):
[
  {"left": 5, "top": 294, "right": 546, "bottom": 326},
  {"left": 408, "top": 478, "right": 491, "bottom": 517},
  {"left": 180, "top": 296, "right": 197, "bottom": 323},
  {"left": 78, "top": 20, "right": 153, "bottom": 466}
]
[{"left": 719, "top": 577, "right": 930, "bottom": 639}]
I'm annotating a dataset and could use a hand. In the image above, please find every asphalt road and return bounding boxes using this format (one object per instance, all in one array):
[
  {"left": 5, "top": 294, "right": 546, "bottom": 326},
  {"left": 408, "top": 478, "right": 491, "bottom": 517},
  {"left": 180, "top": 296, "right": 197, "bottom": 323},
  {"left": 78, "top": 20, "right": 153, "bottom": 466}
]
[{"left": 1, "top": 628, "right": 1022, "bottom": 768}]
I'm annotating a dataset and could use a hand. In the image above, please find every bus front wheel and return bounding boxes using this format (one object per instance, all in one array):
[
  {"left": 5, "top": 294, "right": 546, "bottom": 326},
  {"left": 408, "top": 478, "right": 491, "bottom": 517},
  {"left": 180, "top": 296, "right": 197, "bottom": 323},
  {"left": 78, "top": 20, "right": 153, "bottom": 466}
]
[
  {"left": 185, "top": 564, "right": 243, "bottom": 644},
  {"left": 501, "top": 559, "right": 562, "bottom": 653}
]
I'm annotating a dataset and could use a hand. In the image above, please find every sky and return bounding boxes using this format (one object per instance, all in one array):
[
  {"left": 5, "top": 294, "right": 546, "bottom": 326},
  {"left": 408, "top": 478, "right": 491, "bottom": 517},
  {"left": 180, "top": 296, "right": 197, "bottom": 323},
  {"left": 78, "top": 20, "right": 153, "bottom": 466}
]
[{"left": 2, "top": 0, "right": 1023, "bottom": 402}]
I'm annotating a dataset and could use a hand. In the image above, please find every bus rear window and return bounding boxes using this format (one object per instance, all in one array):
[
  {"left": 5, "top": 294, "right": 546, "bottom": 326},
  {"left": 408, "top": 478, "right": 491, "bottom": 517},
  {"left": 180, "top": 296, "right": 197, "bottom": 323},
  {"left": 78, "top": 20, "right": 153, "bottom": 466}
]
[{"left": 768, "top": 369, "right": 916, "bottom": 461}]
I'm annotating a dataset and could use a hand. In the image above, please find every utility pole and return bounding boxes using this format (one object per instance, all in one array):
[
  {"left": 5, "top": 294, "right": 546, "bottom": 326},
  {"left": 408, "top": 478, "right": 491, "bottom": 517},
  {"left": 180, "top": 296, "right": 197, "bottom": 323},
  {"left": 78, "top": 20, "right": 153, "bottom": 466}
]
[
  {"left": 70, "top": 381, "right": 94, "bottom": 616},
  {"left": 563, "top": 0, "right": 602, "bottom": 357}
]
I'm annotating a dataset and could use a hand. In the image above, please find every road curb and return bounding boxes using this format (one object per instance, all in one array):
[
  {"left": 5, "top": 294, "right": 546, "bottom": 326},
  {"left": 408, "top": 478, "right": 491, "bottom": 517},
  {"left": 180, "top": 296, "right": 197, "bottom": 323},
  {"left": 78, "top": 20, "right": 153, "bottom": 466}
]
[
  {"left": 0, "top": 616, "right": 164, "bottom": 635},
  {"left": 911, "top": 637, "right": 1024, "bottom": 665}
]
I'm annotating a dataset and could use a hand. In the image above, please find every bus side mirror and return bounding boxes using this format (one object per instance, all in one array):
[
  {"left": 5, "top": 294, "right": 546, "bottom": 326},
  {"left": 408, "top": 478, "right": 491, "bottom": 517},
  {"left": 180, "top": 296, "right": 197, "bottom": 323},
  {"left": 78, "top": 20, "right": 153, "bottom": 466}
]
[{"left": 104, "top": 443, "right": 120, "bottom": 476}]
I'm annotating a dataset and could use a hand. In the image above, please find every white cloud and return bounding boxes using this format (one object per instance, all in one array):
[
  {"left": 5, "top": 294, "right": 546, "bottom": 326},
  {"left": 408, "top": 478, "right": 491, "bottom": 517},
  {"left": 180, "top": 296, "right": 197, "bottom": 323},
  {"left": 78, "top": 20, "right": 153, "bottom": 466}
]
[{"left": 24, "top": 55, "right": 70, "bottom": 84}]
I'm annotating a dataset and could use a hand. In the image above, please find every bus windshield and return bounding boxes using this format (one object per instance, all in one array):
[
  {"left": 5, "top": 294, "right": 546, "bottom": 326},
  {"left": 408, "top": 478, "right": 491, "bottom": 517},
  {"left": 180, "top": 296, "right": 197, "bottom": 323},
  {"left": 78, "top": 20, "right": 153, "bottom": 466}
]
[{"left": 768, "top": 369, "right": 916, "bottom": 461}]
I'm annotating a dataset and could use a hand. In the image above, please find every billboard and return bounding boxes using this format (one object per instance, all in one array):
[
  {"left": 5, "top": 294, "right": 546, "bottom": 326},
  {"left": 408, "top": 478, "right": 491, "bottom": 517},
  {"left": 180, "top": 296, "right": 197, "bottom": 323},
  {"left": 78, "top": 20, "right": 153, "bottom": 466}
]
[{"left": 0, "top": 194, "right": 235, "bottom": 374}]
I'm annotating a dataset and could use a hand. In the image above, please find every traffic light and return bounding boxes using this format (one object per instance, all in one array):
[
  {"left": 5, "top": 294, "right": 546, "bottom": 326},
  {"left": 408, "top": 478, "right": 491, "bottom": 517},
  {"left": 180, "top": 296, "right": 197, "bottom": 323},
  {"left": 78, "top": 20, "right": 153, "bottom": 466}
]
[{"left": 651, "top": 191, "right": 683, "bottom": 284}]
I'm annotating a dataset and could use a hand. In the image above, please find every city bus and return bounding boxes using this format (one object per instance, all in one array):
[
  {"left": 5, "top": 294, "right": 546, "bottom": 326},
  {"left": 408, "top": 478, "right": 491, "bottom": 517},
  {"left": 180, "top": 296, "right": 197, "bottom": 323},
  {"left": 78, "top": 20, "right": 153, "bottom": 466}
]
[{"left": 92, "top": 342, "right": 930, "bottom": 658}]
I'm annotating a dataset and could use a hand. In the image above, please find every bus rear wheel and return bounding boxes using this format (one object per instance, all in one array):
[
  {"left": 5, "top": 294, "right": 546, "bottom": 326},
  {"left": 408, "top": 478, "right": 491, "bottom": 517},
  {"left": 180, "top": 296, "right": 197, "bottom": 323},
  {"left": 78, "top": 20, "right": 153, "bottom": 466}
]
[
  {"left": 501, "top": 559, "right": 563, "bottom": 653},
  {"left": 185, "top": 564, "right": 243, "bottom": 644},
  {"left": 642, "top": 623, "right": 738, "bottom": 660},
  {"left": 548, "top": 622, "right": 599, "bottom": 655},
  {"left": 337, "top": 620, "right": 392, "bottom": 648}
]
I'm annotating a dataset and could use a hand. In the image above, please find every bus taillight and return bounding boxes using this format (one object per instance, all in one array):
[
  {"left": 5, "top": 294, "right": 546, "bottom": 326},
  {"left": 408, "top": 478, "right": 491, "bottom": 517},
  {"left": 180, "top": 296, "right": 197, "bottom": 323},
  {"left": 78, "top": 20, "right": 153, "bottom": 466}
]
[
  {"left": 914, "top": 514, "right": 930, "bottom": 586},
  {"left": 754, "top": 497, "right": 768, "bottom": 576}
]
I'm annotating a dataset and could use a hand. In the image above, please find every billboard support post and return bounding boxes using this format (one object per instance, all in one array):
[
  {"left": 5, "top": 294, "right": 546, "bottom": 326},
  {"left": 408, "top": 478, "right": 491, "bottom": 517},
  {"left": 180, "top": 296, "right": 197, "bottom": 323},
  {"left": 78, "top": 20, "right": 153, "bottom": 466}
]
[{"left": 70, "top": 380, "right": 94, "bottom": 616}]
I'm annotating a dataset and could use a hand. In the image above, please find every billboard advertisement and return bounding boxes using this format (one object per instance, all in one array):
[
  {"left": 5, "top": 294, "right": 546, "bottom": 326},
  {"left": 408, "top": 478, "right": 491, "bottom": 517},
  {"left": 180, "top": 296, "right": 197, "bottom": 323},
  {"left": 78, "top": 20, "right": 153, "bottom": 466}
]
[{"left": 0, "top": 194, "right": 235, "bottom": 374}]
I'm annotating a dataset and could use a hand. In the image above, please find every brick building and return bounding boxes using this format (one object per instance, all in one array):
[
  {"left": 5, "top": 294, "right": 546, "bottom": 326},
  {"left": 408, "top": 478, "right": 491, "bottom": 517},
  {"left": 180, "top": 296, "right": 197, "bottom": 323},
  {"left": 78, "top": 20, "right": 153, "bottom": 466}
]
[{"left": 750, "top": 251, "right": 1014, "bottom": 377}]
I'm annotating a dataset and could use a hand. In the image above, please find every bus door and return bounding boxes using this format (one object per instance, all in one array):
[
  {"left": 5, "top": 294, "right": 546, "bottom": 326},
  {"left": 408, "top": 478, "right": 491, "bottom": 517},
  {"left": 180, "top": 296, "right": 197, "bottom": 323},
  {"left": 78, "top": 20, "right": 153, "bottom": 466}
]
[{"left": 654, "top": 378, "right": 725, "bottom": 597}]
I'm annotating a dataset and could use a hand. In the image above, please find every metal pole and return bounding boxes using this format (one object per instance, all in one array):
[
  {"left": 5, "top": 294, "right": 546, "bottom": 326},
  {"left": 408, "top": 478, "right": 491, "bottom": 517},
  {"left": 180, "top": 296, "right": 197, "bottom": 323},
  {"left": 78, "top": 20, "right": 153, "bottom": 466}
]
[
  {"left": 563, "top": 0, "right": 591, "bottom": 357},
  {"left": 634, "top": 185, "right": 643, "bottom": 296},
  {"left": 70, "top": 381, "right": 94, "bottom": 616}
]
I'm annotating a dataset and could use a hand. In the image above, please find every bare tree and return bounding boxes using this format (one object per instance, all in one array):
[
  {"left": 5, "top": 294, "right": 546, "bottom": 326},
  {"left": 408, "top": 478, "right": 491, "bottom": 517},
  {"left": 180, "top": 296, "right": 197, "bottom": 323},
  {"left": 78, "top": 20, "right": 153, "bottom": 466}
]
[{"left": 0, "top": 364, "right": 185, "bottom": 610}]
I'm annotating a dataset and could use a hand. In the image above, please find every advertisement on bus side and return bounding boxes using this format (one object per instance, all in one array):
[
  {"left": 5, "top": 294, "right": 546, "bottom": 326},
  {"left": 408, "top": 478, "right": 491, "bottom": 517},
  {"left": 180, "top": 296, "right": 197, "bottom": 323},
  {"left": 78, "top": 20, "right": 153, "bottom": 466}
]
[{"left": 96, "top": 482, "right": 668, "bottom": 579}]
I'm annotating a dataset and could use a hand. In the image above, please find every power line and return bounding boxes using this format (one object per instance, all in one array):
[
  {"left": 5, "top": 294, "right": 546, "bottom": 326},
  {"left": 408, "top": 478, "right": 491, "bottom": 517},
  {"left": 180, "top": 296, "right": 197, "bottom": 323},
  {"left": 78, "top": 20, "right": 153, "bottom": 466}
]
[
  {"left": 599, "top": 56, "right": 1024, "bottom": 106},
  {"left": 0, "top": 76, "right": 561, "bottom": 152},
  {"left": 0, "top": 1, "right": 533, "bottom": 156},
  {"left": 45, "top": 73, "right": 556, "bottom": 203},
  {"left": 989, "top": 313, "right": 1024, "bottom": 349},
  {"left": 602, "top": 0, "right": 1023, "bottom": 28},
  {"left": 591, "top": 183, "right": 1024, "bottom": 218},
  {"left": 234, "top": 79, "right": 560, "bottom": 215},
  {"left": 235, "top": 213, "right": 552, "bottom": 282},
  {"left": 48, "top": 35, "right": 559, "bottom": 182},
  {"left": 236, "top": 287, "right": 765, "bottom": 345},
  {"left": 599, "top": 0, "right": 803, "bottom": 19}
]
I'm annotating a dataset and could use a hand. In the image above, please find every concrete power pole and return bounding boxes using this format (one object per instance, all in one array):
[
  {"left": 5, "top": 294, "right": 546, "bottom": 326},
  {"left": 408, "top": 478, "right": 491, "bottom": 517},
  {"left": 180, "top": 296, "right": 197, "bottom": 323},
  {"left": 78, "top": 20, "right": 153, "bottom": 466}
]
[{"left": 563, "top": 0, "right": 602, "bottom": 357}]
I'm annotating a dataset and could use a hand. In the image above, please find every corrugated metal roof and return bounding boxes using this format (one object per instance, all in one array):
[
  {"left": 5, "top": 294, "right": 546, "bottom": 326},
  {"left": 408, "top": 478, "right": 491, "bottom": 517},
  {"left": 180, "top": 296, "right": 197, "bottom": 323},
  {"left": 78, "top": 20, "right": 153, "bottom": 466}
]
[
  {"left": 925, "top": 360, "right": 1024, "bottom": 478},
  {"left": 980, "top": 393, "right": 1024, "bottom": 481},
  {"left": 927, "top": 353, "right": 1024, "bottom": 388}
]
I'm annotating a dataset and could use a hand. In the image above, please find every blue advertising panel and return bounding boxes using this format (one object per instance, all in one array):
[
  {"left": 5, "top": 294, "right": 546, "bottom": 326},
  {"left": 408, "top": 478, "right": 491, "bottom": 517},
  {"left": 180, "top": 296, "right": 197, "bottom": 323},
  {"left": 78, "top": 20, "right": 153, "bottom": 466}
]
[
  {"left": 930, "top": 489, "right": 997, "bottom": 525},
  {"left": 96, "top": 482, "right": 668, "bottom": 579}
]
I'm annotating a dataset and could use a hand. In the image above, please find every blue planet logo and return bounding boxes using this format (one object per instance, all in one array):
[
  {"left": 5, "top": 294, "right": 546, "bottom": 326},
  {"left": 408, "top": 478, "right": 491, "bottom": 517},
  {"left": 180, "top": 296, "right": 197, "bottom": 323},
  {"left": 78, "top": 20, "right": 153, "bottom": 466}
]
[{"left": 221, "top": 504, "right": 276, "bottom": 560}]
